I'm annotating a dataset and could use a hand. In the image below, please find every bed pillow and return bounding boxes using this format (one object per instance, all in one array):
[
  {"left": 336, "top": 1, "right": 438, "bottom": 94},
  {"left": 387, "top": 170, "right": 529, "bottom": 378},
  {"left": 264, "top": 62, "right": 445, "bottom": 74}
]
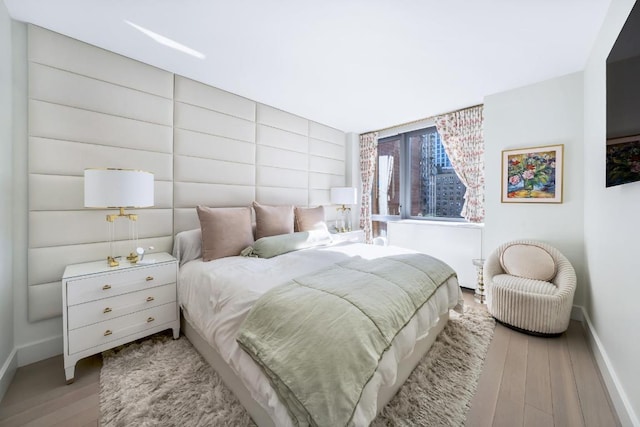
[
  {"left": 500, "top": 243, "right": 557, "bottom": 282},
  {"left": 172, "top": 228, "right": 202, "bottom": 266},
  {"left": 294, "top": 206, "right": 327, "bottom": 232},
  {"left": 253, "top": 201, "right": 294, "bottom": 239},
  {"left": 241, "top": 229, "right": 332, "bottom": 259},
  {"left": 197, "top": 206, "right": 254, "bottom": 262}
]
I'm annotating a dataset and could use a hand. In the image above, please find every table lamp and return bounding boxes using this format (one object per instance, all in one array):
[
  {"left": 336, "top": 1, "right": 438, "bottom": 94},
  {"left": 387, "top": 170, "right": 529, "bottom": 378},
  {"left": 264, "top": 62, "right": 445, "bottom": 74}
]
[
  {"left": 84, "top": 168, "right": 154, "bottom": 267},
  {"left": 330, "top": 187, "right": 357, "bottom": 232}
]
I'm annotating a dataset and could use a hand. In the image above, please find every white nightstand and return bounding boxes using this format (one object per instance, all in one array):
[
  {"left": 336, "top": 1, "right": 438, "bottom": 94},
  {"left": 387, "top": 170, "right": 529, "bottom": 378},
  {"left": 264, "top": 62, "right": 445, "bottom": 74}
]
[
  {"left": 62, "top": 252, "right": 179, "bottom": 383},
  {"left": 330, "top": 229, "right": 365, "bottom": 244}
]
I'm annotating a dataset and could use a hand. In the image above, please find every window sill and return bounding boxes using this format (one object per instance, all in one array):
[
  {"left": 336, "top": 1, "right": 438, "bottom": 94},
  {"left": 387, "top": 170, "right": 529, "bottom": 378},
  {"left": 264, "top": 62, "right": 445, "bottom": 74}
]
[{"left": 392, "top": 219, "right": 484, "bottom": 229}]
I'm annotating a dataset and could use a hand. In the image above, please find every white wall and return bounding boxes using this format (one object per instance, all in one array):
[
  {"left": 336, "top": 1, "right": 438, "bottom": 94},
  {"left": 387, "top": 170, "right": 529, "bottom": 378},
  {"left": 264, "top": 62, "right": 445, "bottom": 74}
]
[
  {"left": 0, "top": 0, "right": 16, "bottom": 401},
  {"left": 584, "top": 0, "right": 639, "bottom": 424},
  {"left": 483, "top": 72, "right": 586, "bottom": 306}
]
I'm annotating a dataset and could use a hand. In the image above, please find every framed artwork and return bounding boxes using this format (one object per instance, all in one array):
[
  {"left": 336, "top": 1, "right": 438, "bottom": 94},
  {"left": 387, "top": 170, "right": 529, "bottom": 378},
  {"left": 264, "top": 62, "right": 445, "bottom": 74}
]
[
  {"left": 606, "top": 134, "right": 640, "bottom": 187},
  {"left": 501, "top": 144, "right": 564, "bottom": 203}
]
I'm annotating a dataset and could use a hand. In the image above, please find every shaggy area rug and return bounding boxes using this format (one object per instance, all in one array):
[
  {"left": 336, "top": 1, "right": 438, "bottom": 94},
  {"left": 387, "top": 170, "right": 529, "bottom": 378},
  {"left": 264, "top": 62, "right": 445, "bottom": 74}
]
[{"left": 100, "top": 308, "right": 494, "bottom": 426}]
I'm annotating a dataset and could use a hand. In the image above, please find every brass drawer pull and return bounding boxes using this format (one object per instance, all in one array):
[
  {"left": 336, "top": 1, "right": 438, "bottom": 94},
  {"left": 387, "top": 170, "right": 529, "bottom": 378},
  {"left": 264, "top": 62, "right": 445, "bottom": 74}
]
[
  {"left": 146, "top": 296, "right": 154, "bottom": 302},
  {"left": 145, "top": 276, "right": 154, "bottom": 282},
  {"left": 103, "top": 307, "right": 112, "bottom": 314},
  {"left": 104, "top": 330, "right": 112, "bottom": 336},
  {"left": 147, "top": 317, "right": 155, "bottom": 323},
  {"left": 102, "top": 284, "right": 111, "bottom": 290}
]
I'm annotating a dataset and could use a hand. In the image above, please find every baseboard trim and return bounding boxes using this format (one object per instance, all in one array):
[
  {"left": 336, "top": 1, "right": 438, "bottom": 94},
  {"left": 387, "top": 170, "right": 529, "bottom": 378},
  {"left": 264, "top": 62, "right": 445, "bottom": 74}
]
[
  {"left": 578, "top": 306, "right": 639, "bottom": 427},
  {"left": 16, "top": 334, "right": 63, "bottom": 368},
  {"left": 0, "top": 347, "right": 18, "bottom": 402}
]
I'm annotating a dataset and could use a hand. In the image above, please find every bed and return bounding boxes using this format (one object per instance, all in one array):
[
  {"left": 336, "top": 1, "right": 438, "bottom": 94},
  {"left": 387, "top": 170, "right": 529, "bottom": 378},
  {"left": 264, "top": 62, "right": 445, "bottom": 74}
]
[{"left": 174, "top": 227, "right": 463, "bottom": 426}]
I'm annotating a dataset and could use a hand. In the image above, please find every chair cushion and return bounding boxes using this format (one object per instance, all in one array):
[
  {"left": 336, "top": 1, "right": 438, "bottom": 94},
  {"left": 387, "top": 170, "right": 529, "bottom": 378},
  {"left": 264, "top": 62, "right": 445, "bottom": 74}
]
[
  {"left": 499, "top": 243, "right": 557, "bottom": 282},
  {"left": 492, "top": 274, "right": 558, "bottom": 296}
]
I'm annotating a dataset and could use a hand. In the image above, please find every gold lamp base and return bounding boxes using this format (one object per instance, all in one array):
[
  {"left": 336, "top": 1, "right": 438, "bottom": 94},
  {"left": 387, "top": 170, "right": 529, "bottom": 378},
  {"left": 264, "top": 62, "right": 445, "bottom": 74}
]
[
  {"left": 107, "top": 256, "right": 119, "bottom": 267},
  {"left": 126, "top": 252, "right": 139, "bottom": 264}
]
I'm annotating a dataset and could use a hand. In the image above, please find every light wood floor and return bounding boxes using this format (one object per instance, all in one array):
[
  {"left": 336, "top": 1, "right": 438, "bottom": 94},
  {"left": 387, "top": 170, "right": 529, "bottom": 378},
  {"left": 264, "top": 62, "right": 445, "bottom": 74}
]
[{"left": 0, "top": 290, "right": 620, "bottom": 427}]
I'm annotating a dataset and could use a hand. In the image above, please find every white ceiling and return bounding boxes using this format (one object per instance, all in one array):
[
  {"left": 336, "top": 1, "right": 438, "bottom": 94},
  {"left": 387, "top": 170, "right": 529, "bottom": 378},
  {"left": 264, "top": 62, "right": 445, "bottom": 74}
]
[{"left": 4, "top": 0, "right": 611, "bottom": 133}]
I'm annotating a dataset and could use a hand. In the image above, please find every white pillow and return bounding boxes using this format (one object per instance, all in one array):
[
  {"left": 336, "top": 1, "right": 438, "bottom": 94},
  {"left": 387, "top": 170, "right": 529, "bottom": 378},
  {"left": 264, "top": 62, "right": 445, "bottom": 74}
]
[
  {"left": 500, "top": 243, "right": 557, "bottom": 282},
  {"left": 172, "top": 228, "right": 202, "bottom": 267}
]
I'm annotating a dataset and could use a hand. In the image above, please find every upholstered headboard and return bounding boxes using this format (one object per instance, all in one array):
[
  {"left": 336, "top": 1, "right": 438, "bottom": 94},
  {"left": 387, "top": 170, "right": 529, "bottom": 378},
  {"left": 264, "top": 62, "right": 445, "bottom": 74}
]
[{"left": 26, "top": 25, "right": 347, "bottom": 322}]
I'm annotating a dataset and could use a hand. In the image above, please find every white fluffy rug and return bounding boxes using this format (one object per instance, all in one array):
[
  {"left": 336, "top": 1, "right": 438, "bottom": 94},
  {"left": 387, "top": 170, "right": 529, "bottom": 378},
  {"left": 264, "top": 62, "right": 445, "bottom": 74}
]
[{"left": 100, "top": 308, "right": 494, "bottom": 426}]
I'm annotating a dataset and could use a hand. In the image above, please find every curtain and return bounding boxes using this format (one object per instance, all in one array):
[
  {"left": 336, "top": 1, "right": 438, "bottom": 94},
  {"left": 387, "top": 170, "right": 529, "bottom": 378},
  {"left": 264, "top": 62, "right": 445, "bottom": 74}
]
[
  {"left": 359, "top": 132, "right": 378, "bottom": 243},
  {"left": 435, "top": 105, "right": 485, "bottom": 223}
]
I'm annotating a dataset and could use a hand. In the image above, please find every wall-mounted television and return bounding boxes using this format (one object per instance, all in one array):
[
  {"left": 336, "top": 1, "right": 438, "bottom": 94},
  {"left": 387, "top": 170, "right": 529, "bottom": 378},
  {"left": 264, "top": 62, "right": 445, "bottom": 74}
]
[{"left": 606, "top": 0, "right": 640, "bottom": 187}]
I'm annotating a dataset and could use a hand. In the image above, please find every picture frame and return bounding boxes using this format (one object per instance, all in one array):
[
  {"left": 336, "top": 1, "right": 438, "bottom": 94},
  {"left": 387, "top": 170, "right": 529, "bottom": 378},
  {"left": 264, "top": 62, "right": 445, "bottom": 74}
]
[
  {"left": 605, "top": 134, "right": 640, "bottom": 187},
  {"left": 501, "top": 144, "right": 564, "bottom": 203}
]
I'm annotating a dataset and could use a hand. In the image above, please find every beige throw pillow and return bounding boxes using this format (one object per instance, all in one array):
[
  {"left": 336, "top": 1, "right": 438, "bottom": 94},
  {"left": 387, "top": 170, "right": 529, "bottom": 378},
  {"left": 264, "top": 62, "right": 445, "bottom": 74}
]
[
  {"left": 253, "top": 201, "right": 294, "bottom": 239},
  {"left": 294, "top": 206, "right": 327, "bottom": 232},
  {"left": 196, "top": 206, "right": 254, "bottom": 262},
  {"left": 500, "top": 243, "right": 557, "bottom": 282}
]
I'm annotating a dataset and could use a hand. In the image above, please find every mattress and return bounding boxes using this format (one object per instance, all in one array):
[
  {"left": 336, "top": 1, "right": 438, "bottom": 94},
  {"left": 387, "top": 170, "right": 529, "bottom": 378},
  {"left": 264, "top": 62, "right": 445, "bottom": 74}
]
[{"left": 178, "top": 242, "right": 463, "bottom": 426}]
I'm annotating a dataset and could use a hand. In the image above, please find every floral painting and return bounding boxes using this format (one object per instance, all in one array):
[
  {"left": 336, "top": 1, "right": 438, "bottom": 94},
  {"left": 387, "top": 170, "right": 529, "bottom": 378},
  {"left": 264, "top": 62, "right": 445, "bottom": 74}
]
[
  {"left": 501, "top": 144, "right": 563, "bottom": 203},
  {"left": 606, "top": 135, "right": 640, "bottom": 187}
]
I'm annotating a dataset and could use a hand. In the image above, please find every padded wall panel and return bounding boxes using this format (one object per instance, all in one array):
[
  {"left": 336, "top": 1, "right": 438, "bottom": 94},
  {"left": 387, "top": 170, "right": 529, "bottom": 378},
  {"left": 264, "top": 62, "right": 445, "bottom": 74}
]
[
  {"left": 256, "top": 187, "right": 309, "bottom": 206},
  {"left": 28, "top": 26, "right": 174, "bottom": 322},
  {"left": 28, "top": 283, "right": 62, "bottom": 322},
  {"left": 174, "top": 129, "right": 255, "bottom": 164},
  {"left": 309, "top": 138, "right": 345, "bottom": 159},
  {"left": 29, "top": 101, "right": 173, "bottom": 153},
  {"left": 257, "top": 124, "right": 309, "bottom": 153},
  {"left": 309, "top": 156, "right": 345, "bottom": 175},
  {"left": 28, "top": 236, "right": 173, "bottom": 286},
  {"left": 29, "top": 138, "right": 173, "bottom": 180},
  {"left": 174, "top": 156, "right": 255, "bottom": 186},
  {"left": 257, "top": 104, "right": 308, "bottom": 136},
  {"left": 174, "top": 102, "right": 255, "bottom": 143},
  {"left": 256, "top": 146, "right": 308, "bottom": 171},
  {"left": 309, "top": 121, "right": 345, "bottom": 145},
  {"left": 174, "top": 208, "right": 200, "bottom": 234},
  {"left": 28, "top": 26, "right": 173, "bottom": 99},
  {"left": 29, "top": 175, "right": 173, "bottom": 211},
  {"left": 29, "top": 63, "right": 173, "bottom": 126},
  {"left": 257, "top": 166, "right": 308, "bottom": 189},
  {"left": 173, "top": 183, "right": 255, "bottom": 209},
  {"left": 309, "top": 189, "right": 333, "bottom": 207},
  {"left": 309, "top": 172, "right": 346, "bottom": 190},
  {"left": 174, "top": 77, "right": 255, "bottom": 121},
  {"left": 27, "top": 27, "right": 347, "bottom": 323},
  {"left": 29, "top": 209, "right": 173, "bottom": 248}
]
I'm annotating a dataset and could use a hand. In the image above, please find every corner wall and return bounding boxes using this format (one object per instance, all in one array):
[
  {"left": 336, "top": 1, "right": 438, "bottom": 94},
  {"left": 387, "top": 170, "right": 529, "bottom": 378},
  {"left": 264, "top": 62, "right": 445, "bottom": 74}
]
[
  {"left": 583, "top": 0, "right": 640, "bottom": 424},
  {"left": 482, "top": 72, "right": 586, "bottom": 305},
  {"left": 0, "top": 0, "right": 16, "bottom": 401}
]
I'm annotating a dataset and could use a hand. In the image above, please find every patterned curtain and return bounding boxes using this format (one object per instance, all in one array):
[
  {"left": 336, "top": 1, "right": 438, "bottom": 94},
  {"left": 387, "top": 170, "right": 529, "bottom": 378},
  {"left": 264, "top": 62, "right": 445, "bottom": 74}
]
[
  {"left": 359, "top": 132, "right": 378, "bottom": 243},
  {"left": 435, "top": 105, "right": 485, "bottom": 223}
]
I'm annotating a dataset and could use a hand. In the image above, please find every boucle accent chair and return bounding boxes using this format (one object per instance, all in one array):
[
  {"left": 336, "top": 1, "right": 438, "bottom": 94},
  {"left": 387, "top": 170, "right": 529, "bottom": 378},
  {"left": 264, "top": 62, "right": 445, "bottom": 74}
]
[{"left": 484, "top": 240, "right": 576, "bottom": 336}]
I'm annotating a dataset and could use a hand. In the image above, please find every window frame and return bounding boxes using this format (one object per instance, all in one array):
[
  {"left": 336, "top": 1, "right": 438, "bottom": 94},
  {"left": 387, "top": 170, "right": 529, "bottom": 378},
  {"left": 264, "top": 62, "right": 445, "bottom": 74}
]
[{"left": 371, "top": 126, "right": 467, "bottom": 228}]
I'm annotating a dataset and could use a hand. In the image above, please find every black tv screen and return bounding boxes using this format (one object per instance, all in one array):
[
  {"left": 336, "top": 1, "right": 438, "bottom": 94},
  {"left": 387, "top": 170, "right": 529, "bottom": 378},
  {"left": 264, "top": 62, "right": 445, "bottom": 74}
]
[{"left": 606, "top": 0, "right": 640, "bottom": 187}]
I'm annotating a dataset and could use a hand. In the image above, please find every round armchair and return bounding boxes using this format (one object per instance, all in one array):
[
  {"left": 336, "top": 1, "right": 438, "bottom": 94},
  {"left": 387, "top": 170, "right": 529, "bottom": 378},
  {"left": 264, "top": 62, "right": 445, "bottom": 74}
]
[{"left": 484, "top": 240, "right": 576, "bottom": 336}]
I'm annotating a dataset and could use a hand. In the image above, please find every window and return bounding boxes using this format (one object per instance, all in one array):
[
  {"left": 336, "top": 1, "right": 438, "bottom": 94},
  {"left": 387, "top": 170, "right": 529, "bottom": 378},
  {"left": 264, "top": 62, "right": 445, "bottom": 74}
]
[{"left": 371, "top": 126, "right": 465, "bottom": 237}]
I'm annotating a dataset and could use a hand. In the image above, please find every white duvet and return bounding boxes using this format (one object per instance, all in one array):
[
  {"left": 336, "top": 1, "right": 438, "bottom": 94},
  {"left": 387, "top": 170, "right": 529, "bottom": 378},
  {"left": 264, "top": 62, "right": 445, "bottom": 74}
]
[{"left": 178, "top": 242, "right": 463, "bottom": 426}]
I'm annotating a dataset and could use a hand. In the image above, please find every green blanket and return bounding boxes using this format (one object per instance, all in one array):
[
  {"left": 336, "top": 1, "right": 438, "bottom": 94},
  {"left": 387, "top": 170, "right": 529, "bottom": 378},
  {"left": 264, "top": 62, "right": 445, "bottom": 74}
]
[{"left": 236, "top": 253, "right": 456, "bottom": 427}]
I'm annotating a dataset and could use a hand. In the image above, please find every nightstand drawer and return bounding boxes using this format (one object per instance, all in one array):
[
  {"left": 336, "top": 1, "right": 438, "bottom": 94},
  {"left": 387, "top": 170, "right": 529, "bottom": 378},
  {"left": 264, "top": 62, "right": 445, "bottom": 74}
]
[
  {"left": 68, "top": 302, "right": 177, "bottom": 355},
  {"left": 67, "top": 283, "right": 176, "bottom": 330},
  {"left": 67, "top": 263, "right": 176, "bottom": 306}
]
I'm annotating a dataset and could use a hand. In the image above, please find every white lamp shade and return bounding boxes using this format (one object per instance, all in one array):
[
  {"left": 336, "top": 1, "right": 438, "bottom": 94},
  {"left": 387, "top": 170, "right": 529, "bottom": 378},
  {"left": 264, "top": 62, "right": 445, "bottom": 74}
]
[
  {"left": 84, "top": 169, "right": 154, "bottom": 208},
  {"left": 331, "top": 187, "right": 358, "bottom": 205}
]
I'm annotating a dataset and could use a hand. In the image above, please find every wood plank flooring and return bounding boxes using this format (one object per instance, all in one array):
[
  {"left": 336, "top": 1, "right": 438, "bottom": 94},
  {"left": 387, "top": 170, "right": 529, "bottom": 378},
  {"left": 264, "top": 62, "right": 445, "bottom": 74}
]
[{"left": 0, "top": 290, "right": 620, "bottom": 426}]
